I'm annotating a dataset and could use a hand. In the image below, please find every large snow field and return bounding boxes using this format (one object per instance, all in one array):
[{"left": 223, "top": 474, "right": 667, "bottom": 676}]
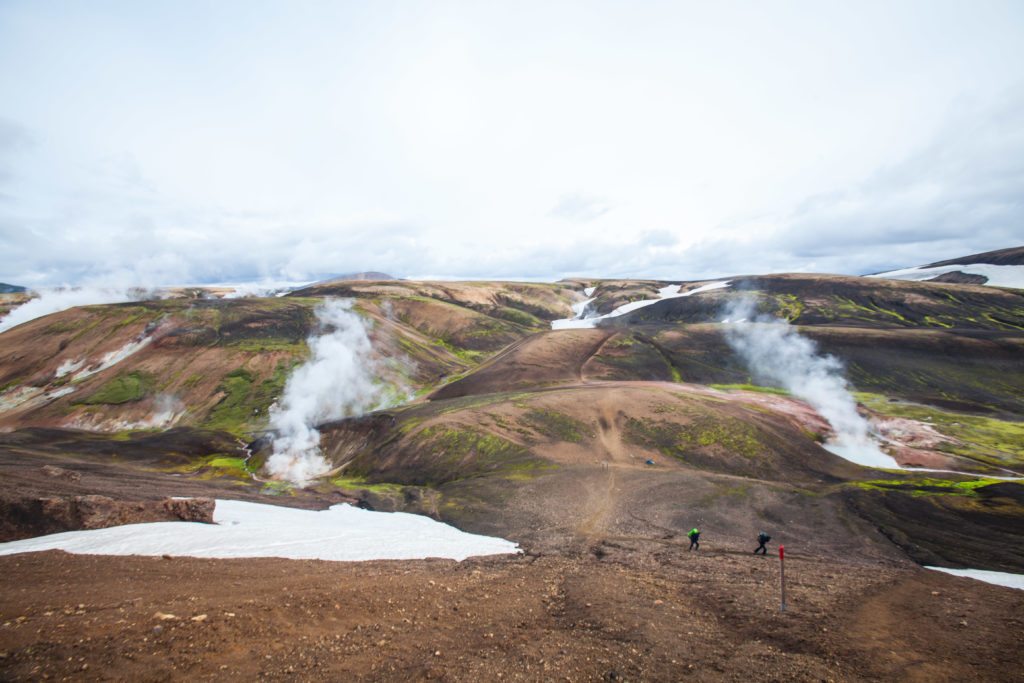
[
  {"left": 0, "top": 499, "right": 520, "bottom": 562},
  {"left": 869, "top": 263, "right": 1024, "bottom": 289}
]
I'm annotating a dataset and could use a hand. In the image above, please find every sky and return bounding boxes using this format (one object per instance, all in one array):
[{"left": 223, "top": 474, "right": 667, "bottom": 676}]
[{"left": 0, "top": 0, "right": 1022, "bottom": 288}]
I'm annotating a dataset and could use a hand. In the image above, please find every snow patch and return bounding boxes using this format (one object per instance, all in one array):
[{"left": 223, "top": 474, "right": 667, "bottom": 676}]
[
  {"left": 0, "top": 385, "right": 75, "bottom": 414},
  {"left": 54, "top": 359, "right": 85, "bottom": 378},
  {"left": 869, "top": 264, "right": 1024, "bottom": 289},
  {"left": 0, "top": 499, "right": 520, "bottom": 562},
  {"left": 550, "top": 297, "right": 597, "bottom": 330},
  {"left": 73, "top": 335, "right": 154, "bottom": 381},
  {"left": 926, "top": 566, "right": 1024, "bottom": 591},
  {"left": 551, "top": 281, "right": 731, "bottom": 330}
]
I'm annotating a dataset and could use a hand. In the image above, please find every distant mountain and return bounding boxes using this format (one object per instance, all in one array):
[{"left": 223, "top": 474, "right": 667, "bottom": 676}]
[
  {"left": 925, "top": 245, "right": 1024, "bottom": 267},
  {"left": 315, "top": 271, "right": 397, "bottom": 285},
  {"left": 869, "top": 245, "right": 1024, "bottom": 289},
  {"left": 0, "top": 283, "right": 26, "bottom": 293}
]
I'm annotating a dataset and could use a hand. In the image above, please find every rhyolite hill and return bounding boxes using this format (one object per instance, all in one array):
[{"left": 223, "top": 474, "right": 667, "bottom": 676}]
[{"left": 0, "top": 252, "right": 1022, "bottom": 574}]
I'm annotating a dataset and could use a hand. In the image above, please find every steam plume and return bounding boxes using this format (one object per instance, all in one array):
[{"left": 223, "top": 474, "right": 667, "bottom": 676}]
[
  {"left": 0, "top": 286, "right": 148, "bottom": 334},
  {"left": 266, "top": 299, "right": 387, "bottom": 485},
  {"left": 721, "top": 297, "right": 897, "bottom": 468}
]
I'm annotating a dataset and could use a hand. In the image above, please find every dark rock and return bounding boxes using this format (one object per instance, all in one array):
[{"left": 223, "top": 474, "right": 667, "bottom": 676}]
[
  {"left": 40, "top": 465, "right": 81, "bottom": 482},
  {"left": 0, "top": 496, "right": 215, "bottom": 541},
  {"left": 926, "top": 271, "right": 988, "bottom": 285}
]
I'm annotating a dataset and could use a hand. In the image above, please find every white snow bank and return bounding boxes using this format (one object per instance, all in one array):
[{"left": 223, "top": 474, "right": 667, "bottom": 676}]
[
  {"left": 550, "top": 297, "right": 597, "bottom": 329},
  {"left": 869, "top": 264, "right": 1024, "bottom": 289},
  {"left": 551, "top": 281, "right": 731, "bottom": 330},
  {"left": 0, "top": 499, "right": 520, "bottom": 562},
  {"left": 926, "top": 566, "right": 1024, "bottom": 591},
  {"left": 73, "top": 335, "right": 154, "bottom": 380}
]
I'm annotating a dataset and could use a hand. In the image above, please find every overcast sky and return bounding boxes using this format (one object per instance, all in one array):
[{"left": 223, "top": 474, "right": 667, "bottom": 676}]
[{"left": 1, "top": 1, "right": 1022, "bottom": 287}]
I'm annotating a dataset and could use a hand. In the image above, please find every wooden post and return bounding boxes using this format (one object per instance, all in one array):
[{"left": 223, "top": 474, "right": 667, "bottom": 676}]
[{"left": 779, "top": 544, "right": 787, "bottom": 612}]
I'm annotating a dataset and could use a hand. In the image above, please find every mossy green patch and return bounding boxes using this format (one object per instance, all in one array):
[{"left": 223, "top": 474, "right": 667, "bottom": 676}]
[
  {"left": 623, "top": 415, "right": 764, "bottom": 460},
  {"left": 260, "top": 480, "right": 295, "bottom": 496},
  {"left": 202, "top": 361, "right": 296, "bottom": 436},
  {"left": 490, "top": 306, "right": 541, "bottom": 328},
  {"left": 78, "top": 371, "right": 155, "bottom": 405},
  {"left": 330, "top": 476, "right": 405, "bottom": 494},
  {"left": 404, "top": 425, "right": 553, "bottom": 484},
  {"left": 521, "top": 409, "right": 594, "bottom": 443},
  {"left": 161, "top": 454, "right": 253, "bottom": 480},
  {"left": 0, "top": 378, "right": 22, "bottom": 393},
  {"left": 850, "top": 477, "right": 1008, "bottom": 497},
  {"left": 710, "top": 383, "right": 790, "bottom": 396},
  {"left": 773, "top": 293, "right": 804, "bottom": 322},
  {"left": 434, "top": 337, "right": 486, "bottom": 363}
]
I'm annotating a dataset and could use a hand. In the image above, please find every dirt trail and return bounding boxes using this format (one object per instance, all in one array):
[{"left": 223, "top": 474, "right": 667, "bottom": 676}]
[
  {"left": 836, "top": 569, "right": 1024, "bottom": 681},
  {"left": 578, "top": 466, "right": 617, "bottom": 540},
  {"left": 577, "top": 396, "right": 658, "bottom": 542}
]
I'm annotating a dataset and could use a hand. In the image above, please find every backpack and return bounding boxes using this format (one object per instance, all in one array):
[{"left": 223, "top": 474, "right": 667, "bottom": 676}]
[
  {"left": 688, "top": 528, "right": 699, "bottom": 539},
  {"left": 759, "top": 533, "right": 771, "bottom": 543}
]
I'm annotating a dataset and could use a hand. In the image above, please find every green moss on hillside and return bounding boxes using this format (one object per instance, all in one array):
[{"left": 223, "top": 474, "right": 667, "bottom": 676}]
[
  {"left": 850, "top": 477, "right": 1009, "bottom": 497},
  {"left": 203, "top": 361, "right": 296, "bottom": 436},
  {"left": 624, "top": 415, "right": 764, "bottom": 460},
  {"left": 161, "top": 454, "right": 253, "bottom": 480},
  {"left": 773, "top": 294, "right": 804, "bottom": 322},
  {"left": 434, "top": 337, "right": 486, "bottom": 363},
  {"left": 490, "top": 306, "right": 541, "bottom": 328},
  {"left": 710, "top": 383, "right": 790, "bottom": 396},
  {"left": 522, "top": 409, "right": 594, "bottom": 443},
  {"left": 401, "top": 425, "right": 554, "bottom": 484},
  {"left": 330, "top": 476, "right": 405, "bottom": 494},
  {"left": 79, "top": 371, "right": 155, "bottom": 405}
]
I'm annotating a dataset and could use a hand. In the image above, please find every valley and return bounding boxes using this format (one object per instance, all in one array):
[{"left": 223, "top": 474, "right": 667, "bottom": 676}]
[{"left": 0, "top": 248, "right": 1023, "bottom": 680}]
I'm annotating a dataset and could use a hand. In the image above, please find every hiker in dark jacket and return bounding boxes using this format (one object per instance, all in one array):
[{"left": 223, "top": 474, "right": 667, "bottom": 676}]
[
  {"left": 687, "top": 528, "right": 700, "bottom": 550},
  {"left": 755, "top": 531, "right": 771, "bottom": 555}
]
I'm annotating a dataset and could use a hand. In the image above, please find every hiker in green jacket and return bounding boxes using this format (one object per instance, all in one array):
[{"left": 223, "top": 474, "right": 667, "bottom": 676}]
[{"left": 687, "top": 528, "right": 700, "bottom": 551}]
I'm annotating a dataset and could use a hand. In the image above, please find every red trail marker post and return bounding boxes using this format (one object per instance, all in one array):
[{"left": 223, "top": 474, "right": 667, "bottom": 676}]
[{"left": 779, "top": 544, "right": 787, "bottom": 612}]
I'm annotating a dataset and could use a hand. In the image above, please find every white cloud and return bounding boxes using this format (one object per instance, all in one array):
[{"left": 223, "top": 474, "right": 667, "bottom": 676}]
[
  {"left": 0, "top": 2, "right": 1022, "bottom": 286},
  {"left": 549, "top": 192, "right": 612, "bottom": 223}
]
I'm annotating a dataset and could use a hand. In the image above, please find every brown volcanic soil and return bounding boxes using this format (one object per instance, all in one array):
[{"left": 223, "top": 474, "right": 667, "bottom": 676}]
[
  {"left": 2, "top": 546, "right": 1023, "bottom": 681},
  {"left": 429, "top": 329, "right": 615, "bottom": 400}
]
